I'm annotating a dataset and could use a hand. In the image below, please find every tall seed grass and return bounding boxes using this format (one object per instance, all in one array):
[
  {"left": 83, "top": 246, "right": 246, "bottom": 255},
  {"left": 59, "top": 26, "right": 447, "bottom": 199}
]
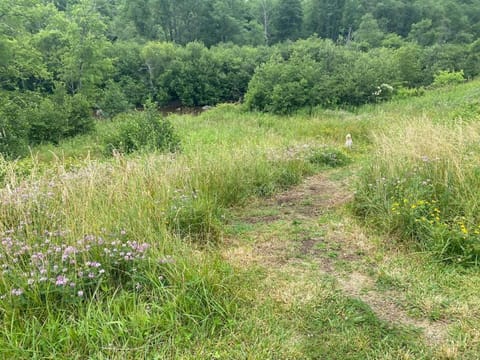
[
  {"left": 0, "top": 130, "right": 316, "bottom": 355},
  {"left": 354, "top": 119, "right": 480, "bottom": 264},
  {"left": 0, "top": 101, "right": 380, "bottom": 356}
]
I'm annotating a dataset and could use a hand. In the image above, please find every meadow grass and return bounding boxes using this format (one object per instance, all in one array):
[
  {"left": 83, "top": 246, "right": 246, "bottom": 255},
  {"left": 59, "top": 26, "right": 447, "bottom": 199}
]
[
  {"left": 1, "top": 80, "right": 480, "bottom": 357},
  {"left": 354, "top": 115, "right": 480, "bottom": 263},
  {"left": 348, "top": 80, "right": 480, "bottom": 357},
  {"left": 0, "top": 103, "right": 364, "bottom": 358}
]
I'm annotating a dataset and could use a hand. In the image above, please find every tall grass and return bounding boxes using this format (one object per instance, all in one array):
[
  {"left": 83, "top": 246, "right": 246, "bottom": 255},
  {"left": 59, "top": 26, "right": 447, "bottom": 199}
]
[
  {"left": 4, "top": 80, "right": 477, "bottom": 355},
  {"left": 0, "top": 107, "right": 329, "bottom": 356},
  {"left": 354, "top": 119, "right": 480, "bottom": 264}
]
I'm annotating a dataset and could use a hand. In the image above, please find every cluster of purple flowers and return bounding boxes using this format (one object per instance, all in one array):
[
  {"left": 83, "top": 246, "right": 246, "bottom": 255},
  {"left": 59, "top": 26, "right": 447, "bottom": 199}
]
[
  {"left": 0, "top": 162, "right": 117, "bottom": 208},
  {"left": 0, "top": 180, "right": 57, "bottom": 207},
  {"left": 0, "top": 228, "right": 155, "bottom": 302}
]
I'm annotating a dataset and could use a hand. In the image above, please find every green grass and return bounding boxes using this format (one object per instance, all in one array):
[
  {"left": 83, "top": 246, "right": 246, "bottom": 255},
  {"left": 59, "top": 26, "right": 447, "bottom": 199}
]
[
  {"left": 1, "top": 80, "right": 480, "bottom": 357},
  {"left": 353, "top": 111, "right": 480, "bottom": 263},
  {"left": 298, "top": 283, "right": 432, "bottom": 359}
]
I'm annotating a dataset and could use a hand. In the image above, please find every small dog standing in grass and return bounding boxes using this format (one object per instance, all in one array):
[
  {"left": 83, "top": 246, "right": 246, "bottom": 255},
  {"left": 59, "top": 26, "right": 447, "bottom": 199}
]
[{"left": 345, "top": 134, "right": 353, "bottom": 149}]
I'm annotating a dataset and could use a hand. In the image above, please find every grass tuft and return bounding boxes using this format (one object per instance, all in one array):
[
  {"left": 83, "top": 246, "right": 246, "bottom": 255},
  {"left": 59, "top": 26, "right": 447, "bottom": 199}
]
[{"left": 354, "top": 119, "right": 480, "bottom": 264}]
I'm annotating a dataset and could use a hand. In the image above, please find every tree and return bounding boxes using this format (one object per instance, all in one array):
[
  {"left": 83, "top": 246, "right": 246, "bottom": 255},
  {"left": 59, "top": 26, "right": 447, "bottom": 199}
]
[
  {"left": 341, "top": 0, "right": 370, "bottom": 36},
  {"left": 253, "top": 0, "right": 275, "bottom": 45},
  {"left": 273, "top": 0, "right": 303, "bottom": 42},
  {"left": 305, "top": 0, "right": 346, "bottom": 40},
  {"left": 123, "top": 0, "right": 153, "bottom": 38},
  {"left": 0, "top": 0, "right": 52, "bottom": 92},
  {"left": 354, "top": 13, "right": 385, "bottom": 49},
  {"left": 408, "top": 19, "right": 437, "bottom": 46},
  {"left": 140, "top": 41, "right": 180, "bottom": 103},
  {"left": 58, "top": 0, "right": 113, "bottom": 98},
  {"left": 373, "top": 0, "right": 419, "bottom": 37},
  {"left": 396, "top": 44, "right": 427, "bottom": 86},
  {"left": 465, "top": 39, "right": 480, "bottom": 78}
]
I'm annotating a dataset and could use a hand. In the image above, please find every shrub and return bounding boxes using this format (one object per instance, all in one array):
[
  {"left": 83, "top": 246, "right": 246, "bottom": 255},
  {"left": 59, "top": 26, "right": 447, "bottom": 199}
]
[
  {"left": 245, "top": 39, "right": 401, "bottom": 114},
  {"left": 396, "top": 44, "right": 428, "bottom": 87},
  {"left": 62, "top": 94, "right": 96, "bottom": 138},
  {"left": 245, "top": 55, "right": 324, "bottom": 114},
  {"left": 27, "top": 94, "right": 94, "bottom": 145},
  {"left": 0, "top": 93, "right": 31, "bottom": 159},
  {"left": 28, "top": 97, "right": 66, "bottom": 144},
  {"left": 104, "top": 102, "right": 180, "bottom": 155},
  {"left": 308, "top": 148, "right": 351, "bottom": 168},
  {"left": 432, "top": 70, "right": 465, "bottom": 88},
  {"left": 394, "top": 87, "right": 425, "bottom": 100},
  {"left": 372, "top": 83, "right": 395, "bottom": 102},
  {"left": 97, "top": 80, "right": 133, "bottom": 117}
]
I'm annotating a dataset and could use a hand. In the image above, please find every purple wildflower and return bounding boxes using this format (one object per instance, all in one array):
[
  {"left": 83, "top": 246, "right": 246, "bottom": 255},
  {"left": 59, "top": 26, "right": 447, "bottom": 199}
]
[
  {"left": 11, "top": 288, "right": 23, "bottom": 296},
  {"left": 86, "top": 261, "right": 101, "bottom": 268},
  {"left": 55, "top": 275, "right": 68, "bottom": 286}
]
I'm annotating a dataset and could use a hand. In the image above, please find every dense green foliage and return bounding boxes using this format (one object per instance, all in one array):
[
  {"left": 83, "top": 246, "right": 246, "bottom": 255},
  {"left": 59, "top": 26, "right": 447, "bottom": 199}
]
[
  {"left": 432, "top": 69, "right": 466, "bottom": 87},
  {"left": 1, "top": 0, "right": 480, "bottom": 157},
  {"left": 245, "top": 39, "right": 401, "bottom": 112},
  {"left": 97, "top": 0, "right": 480, "bottom": 46},
  {"left": 103, "top": 102, "right": 180, "bottom": 155},
  {"left": 0, "top": 91, "right": 94, "bottom": 158}
]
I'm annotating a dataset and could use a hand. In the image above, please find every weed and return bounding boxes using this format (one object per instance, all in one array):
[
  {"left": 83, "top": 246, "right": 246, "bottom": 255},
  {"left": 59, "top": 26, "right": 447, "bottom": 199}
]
[
  {"left": 308, "top": 147, "right": 351, "bottom": 168},
  {"left": 354, "top": 120, "right": 480, "bottom": 264},
  {"left": 104, "top": 102, "right": 180, "bottom": 156}
]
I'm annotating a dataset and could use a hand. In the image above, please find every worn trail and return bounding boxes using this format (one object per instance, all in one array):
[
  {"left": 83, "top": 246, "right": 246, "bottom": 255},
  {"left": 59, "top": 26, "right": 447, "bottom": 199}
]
[{"left": 223, "top": 170, "right": 449, "bottom": 347}]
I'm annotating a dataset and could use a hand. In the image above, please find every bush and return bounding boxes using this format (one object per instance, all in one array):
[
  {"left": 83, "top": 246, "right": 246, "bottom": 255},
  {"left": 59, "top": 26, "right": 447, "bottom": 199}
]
[
  {"left": 28, "top": 97, "right": 66, "bottom": 144},
  {"left": 104, "top": 102, "right": 180, "bottom": 155},
  {"left": 308, "top": 148, "right": 351, "bottom": 168},
  {"left": 394, "top": 87, "right": 425, "bottom": 100},
  {"left": 372, "top": 83, "right": 395, "bottom": 102},
  {"left": 396, "top": 44, "right": 429, "bottom": 87},
  {"left": 0, "top": 93, "right": 32, "bottom": 158},
  {"left": 62, "top": 94, "right": 96, "bottom": 138},
  {"left": 432, "top": 70, "right": 465, "bottom": 88},
  {"left": 27, "top": 93, "right": 94, "bottom": 145},
  {"left": 97, "top": 80, "right": 133, "bottom": 117},
  {"left": 245, "top": 55, "right": 324, "bottom": 114},
  {"left": 245, "top": 39, "right": 401, "bottom": 114},
  {"left": 140, "top": 41, "right": 266, "bottom": 107}
]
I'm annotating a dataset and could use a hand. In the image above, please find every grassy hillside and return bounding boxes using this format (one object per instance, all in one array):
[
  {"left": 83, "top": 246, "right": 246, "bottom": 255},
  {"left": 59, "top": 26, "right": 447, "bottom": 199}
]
[{"left": 1, "top": 80, "right": 480, "bottom": 358}]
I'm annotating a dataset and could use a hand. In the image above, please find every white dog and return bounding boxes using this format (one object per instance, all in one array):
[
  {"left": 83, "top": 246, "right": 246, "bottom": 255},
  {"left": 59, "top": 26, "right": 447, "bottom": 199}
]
[{"left": 345, "top": 134, "right": 353, "bottom": 149}]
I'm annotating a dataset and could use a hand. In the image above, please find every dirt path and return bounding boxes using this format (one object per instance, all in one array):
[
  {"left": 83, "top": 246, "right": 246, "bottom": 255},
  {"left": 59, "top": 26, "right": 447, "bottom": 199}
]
[{"left": 223, "top": 171, "right": 449, "bottom": 347}]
